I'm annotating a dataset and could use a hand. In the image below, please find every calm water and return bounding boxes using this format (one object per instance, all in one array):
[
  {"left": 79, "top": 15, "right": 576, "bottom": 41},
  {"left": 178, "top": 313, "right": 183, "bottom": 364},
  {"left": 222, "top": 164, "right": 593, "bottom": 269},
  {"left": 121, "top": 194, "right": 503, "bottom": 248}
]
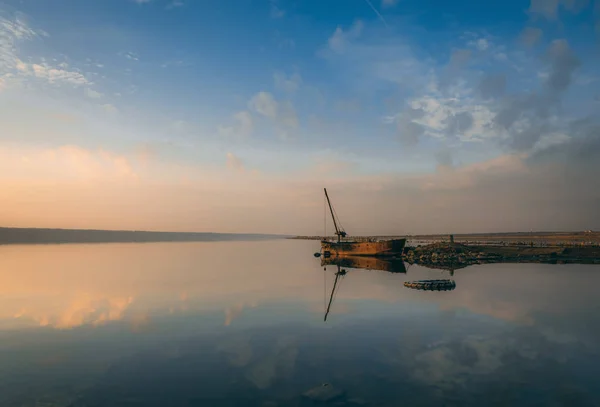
[{"left": 1, "top": 239, "right": 600, "bottom": 407}]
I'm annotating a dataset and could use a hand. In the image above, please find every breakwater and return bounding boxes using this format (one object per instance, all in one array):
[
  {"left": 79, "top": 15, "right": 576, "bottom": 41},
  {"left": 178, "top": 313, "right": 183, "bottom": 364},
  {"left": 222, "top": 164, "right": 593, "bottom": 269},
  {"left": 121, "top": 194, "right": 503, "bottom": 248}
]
[{"left": 402, "top": 242, "right": 600, "bottom": 269}]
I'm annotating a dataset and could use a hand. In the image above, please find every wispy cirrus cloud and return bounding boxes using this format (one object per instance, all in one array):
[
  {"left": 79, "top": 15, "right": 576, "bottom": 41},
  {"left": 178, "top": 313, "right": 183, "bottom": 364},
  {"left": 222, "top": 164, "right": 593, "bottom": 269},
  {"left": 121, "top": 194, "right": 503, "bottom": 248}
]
[{"left": 0, "top": 14, "right": 104, "bottom": 98}]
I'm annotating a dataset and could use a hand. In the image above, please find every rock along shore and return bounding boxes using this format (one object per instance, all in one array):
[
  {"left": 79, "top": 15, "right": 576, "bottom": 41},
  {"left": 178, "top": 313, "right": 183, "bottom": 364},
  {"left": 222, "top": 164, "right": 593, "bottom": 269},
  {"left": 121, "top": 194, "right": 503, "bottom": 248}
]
[{"left": 401, "top": 242, "right": 600, "bottom": 269}]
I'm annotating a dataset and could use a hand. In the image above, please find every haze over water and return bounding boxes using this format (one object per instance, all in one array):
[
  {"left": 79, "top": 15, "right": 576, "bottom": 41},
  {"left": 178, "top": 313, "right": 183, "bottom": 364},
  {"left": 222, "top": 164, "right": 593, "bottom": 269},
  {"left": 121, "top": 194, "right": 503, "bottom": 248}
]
[{"left": 1, "top": 239, "right": 599, "bottom": 406}]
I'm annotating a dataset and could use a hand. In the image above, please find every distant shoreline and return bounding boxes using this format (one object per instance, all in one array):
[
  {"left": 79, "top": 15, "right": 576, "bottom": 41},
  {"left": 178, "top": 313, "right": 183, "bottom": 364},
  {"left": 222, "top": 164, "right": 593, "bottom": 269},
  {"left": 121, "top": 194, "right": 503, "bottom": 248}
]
[
  {"left": 0, "top": 227, "right": 288, "bottom": 245},
  {"left": 291, "top": 231, "right": 600, "bottom": 245}
]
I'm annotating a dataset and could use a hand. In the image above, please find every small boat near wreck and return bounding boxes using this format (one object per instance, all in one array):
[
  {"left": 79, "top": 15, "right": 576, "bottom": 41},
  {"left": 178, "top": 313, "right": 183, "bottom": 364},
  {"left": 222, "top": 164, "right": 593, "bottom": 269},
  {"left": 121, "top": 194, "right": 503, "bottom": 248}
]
[{"left": 320, "top": 188, "right": 406, "bottom": 257}]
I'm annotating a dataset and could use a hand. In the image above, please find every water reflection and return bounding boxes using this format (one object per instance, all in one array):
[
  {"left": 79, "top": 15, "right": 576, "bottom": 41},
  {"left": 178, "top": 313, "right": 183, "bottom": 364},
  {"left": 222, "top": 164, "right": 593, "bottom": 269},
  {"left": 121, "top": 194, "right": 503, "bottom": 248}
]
[
  {"left": 0, "top": 241, "right": 600, "bottom": 406},
  {"left": 320, "top": 255, "right": 407, "bottom": 273}
]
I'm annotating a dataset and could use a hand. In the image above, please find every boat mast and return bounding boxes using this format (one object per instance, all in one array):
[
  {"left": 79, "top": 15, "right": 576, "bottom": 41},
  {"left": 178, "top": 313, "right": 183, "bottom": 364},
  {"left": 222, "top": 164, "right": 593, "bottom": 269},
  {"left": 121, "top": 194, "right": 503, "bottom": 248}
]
[
  {"left": 324, "top": 264, "right": 345, "bottom": 321},
  {"left": 324, "top": 188, "right": 346, "bottom": 243}
]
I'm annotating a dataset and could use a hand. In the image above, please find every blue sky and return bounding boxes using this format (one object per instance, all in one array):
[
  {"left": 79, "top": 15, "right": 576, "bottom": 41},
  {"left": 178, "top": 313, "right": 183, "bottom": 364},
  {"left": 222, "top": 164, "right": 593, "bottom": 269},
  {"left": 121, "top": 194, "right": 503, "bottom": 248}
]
[{"left": 0, "top": 0, "right": 599, "bottom": 233}]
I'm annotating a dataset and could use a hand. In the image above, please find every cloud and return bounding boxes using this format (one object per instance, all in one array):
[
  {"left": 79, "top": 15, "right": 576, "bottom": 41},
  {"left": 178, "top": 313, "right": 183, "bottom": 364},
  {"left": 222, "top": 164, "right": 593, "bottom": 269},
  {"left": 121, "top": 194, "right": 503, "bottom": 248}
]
[
  {"left": 226, "top": 152, "right": 245, "bottom": 173},
  {"left": 249, "top": 91, "right": 278, "bottom": 118},
  {"left": 450, "top": 49, "right": 472, "bottom": 67},
  {"left": 528, "top": 0, "right": 591, "bottom": 20},
  {"left": 469, "top": 38, "right": 490, "bottom": 51},
  {"left": 247, "top": 91, "right": 298, "bottom": 134},
  {"left": 132, "top": 0, "right": 152, "bottom": 4},
  {"left": 487, "top": 39, "right": 581, "bottom": 152},
  {"left": 276, "top": 100, "right": 299, "bottom": 128},
  {"left": 84, "top": 88, "right": 103, "bottom": 99},
  {"left": 11, "top": 294, "right": 134, "bottom": 329},
  {"left": 381, "top": 0, "right": 399, "bottom": 8},
  {"left": 519, "top": 27, "right": 543, "bottom": 47},
  {"left": 218, "top": 110, "right": 254, "bottom": 138},
  {"left": 545, "top": 39, "right": 580, "bottom": 93},
  {"left": 0, "top": 144, "right": 138, "bottom": 182},
  {"left": 529, "top": 0, "right": 561, "bottom": 19},
  {"left": 1, "top": 135, "right": 599, "bottom": 234},
  {"left": 166, "top": 0, "right": 184, "bottom": 9},
  {"left": 102, "top": 103, "right": 119, "bottom": 115},
  {"left": 435, "top": 148, "right": 454, "bottom": 169},
  {"left": 478, "top": 74, "right": 506, "bottom": 99},
  {"left": 123, "top": 51, "right": 139, "bottom": 61},
  {"left": 28, "top": 63, "right": 90, "bottom": 86},
  {"left": 390, "top": 107, "right": 426, "bottom": 145},
  {"left": 0, "top": 15, "right": 38, "bottom": 45},
  {"left": 273, "top": 71, "right": 302, "bottom": 93},
  {"left": 270, "top": 0, "right": 285, "bottom": 18},
  {"left": 328, "top": 20, "right": 364, "bottom": 53},
  {"left": 392, "top": 84, "right": 495, "bottom": 143},
  {"left": 320, "top": 22, "right": 431, "bottom": 95},
  {"left": 0, "top": 15, "right": 91, "bottom": 89}
]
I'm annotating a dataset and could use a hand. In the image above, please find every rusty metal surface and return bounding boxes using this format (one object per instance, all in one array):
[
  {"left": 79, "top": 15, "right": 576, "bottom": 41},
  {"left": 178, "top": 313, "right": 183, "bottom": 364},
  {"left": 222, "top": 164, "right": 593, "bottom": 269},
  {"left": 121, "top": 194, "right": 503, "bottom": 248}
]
[{"left": 320, "top": 238, "right": 406, "bottom": 256}]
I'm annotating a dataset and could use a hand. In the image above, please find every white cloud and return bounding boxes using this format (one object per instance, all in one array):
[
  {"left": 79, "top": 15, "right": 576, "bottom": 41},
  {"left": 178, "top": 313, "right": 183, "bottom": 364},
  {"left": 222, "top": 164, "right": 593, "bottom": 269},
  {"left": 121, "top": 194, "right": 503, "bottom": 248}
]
[
  {"left": 532, "top": 132, "right": 570, "bottom": 152},
  {"left": 123, "top": 51, "right": 139, "bottom": 61},
  {"left": 474, "top": 38, "right": 489, "bottom": 51},
  {"left": 132, "top": 0, "right": 152, "bottom": 4},
  {"left": 249, "top": 91, "right": 278, "bottom": 118},
  {"left": 26, "top": 63, "right": 90, "bottom": 86},
  {"left": 218, "top": 110, "right": 254, "bottom": 138},
  {"left": 0, "top": 16, "right": 37, "bottom": 42},
  {"left": 273, "top": 71, "right": 302, "bottom": 93},
  {"left": 247, "top": 91, "right": 298, "bottom": 134},
  {"left": 0, "top": 16, "right": 91, "bottom": 89},
  {"left": 1, "top": 16, "right": 37, "bottom": 73},
  {"left": 85, "top": 88, "right": 103, "bottom": 98},
  {"left": 388, "top": 78, "right": 496, "bottom": 144},
  {"left": 328, "top": 20, "right": 364, "bottom": 53}
]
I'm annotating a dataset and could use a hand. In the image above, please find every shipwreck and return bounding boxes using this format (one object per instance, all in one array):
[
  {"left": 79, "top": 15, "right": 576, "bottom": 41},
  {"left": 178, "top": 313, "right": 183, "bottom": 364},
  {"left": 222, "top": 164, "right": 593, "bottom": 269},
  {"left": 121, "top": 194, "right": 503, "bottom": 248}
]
[{"left": 320, "top": 188, "right": 406, "bottom": 257}]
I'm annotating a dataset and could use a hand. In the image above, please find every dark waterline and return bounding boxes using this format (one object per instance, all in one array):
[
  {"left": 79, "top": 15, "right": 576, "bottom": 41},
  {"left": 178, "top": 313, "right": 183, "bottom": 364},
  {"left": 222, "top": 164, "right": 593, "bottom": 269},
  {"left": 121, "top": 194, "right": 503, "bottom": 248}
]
[
  {"left": 1, "top": 240, "right": 599, "bottom": 406},
  {"left": 0, "top": 227, "right": 287, "bottom": 245}
]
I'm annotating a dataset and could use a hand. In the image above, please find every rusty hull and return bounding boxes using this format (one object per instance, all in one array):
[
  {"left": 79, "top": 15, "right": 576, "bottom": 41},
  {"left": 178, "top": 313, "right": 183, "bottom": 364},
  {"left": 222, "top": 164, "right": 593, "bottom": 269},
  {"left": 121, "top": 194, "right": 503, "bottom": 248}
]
[{"left": 321, "top": 238, "right": 406, "bottom": 256}]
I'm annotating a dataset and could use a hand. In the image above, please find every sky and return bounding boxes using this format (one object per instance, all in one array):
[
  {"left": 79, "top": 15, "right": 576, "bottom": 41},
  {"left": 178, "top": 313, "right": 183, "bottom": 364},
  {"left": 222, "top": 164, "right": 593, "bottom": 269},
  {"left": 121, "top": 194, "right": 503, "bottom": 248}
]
[{"left": 0, "top": 0, "right": 599, "bottom": 235}]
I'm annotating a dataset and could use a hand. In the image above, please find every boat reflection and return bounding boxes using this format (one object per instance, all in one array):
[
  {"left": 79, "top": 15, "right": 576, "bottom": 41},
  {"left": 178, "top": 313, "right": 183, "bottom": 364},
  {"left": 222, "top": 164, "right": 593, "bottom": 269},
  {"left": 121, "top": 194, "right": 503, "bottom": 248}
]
[
  {"left": 320, "top": 255, "right": 407, "bottom": 274},
  {"left": 321, "top": 256, "right": 407, "bottom": 322}
]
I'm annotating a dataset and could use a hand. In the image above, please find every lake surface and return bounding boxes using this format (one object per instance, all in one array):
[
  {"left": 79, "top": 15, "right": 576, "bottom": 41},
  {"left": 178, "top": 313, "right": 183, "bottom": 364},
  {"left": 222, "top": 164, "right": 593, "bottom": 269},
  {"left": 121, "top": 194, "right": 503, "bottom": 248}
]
[{"left": 1, "top": 239, "right": 600, "bottom": 406}]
